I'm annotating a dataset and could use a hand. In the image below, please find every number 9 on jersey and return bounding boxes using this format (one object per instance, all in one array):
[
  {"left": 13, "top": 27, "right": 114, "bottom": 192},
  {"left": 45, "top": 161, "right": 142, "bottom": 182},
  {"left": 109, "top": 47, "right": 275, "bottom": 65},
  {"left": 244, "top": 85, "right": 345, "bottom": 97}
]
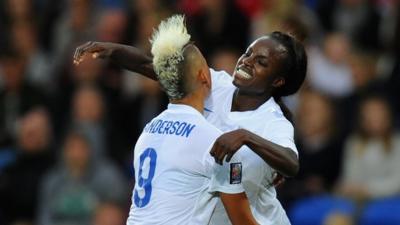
[{"left": 134, "top": 148, "right": 157, "bottom": 208}]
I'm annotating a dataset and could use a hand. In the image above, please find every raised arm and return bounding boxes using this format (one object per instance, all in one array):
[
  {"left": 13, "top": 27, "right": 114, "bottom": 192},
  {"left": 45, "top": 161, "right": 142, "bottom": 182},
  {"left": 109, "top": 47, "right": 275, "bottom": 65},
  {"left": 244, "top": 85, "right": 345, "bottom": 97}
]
[
  {"left": 220, "top": 192, "right": 259, "bottom": 225},
  {"left": 210, "top": 129, "right": 299, "bottom": 178},
  {"left": 73, "top": 42, "right": 157, "bottom": 80}
]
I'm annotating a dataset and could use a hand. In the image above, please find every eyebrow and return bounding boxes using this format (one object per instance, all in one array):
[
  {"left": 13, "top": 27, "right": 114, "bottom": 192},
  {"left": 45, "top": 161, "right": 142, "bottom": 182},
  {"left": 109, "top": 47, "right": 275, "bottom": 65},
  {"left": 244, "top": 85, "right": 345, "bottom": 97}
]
[
  {"left": 254, "top": 51, "right": 269, "bottom": 60},
  {"left": 255, "top": 54, "right": 268, "bottom": 59},
  {"left": 244, "top": 46, "right": 271, "bottom": 61}
]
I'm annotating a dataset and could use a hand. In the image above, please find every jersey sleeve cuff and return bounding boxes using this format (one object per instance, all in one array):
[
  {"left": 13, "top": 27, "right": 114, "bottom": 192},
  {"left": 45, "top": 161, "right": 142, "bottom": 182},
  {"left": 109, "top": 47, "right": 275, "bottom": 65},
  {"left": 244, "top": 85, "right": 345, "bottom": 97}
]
[{"left": 208, "top": 185, "right": 245, "bottom": 194}]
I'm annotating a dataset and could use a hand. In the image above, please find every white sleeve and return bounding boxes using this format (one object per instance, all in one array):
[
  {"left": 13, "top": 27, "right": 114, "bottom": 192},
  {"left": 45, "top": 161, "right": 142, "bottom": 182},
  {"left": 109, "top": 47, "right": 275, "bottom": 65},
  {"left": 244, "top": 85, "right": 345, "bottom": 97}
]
[
  {"left": 210, "top": 69, "right": 233, "bottom": 89},
  {"left": 263, "top": 119, "right": 298, "bottom": 156},
  {"left": 200, "top": 126, "right": 223, "bottom": 176},
  {"left": 207, "top": 153, "right": 245, "bottom": 194}
]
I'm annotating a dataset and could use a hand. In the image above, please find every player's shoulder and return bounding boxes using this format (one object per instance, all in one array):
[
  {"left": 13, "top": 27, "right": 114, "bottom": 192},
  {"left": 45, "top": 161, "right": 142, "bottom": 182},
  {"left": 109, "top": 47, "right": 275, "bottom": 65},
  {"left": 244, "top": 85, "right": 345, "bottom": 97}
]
[
  {"left": 260, "top": 103, "right": 294, "bottom": 136},
  {"left": 193, "top": 116, "right": 223, "bottom": 137},
  {"left": 262, "top": 99, "right": 293, "bottom": 125},
  {"left": 264, "top": 115, "right": 294, "bottom": 134}
]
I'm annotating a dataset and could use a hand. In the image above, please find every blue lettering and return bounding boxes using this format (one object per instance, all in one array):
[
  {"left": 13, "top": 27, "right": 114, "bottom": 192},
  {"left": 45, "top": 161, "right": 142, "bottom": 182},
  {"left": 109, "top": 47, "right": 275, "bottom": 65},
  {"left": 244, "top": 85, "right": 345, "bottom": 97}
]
[
  {"left": 146, "top": 120, "right": 156, "bottom": 133},
  {"left": 163, "top": 121, "right": 173, "bottom": 134},
  {"left": 169, "top": 121, "right": 180, "bottom": 134},
  {"left": 157, "top": 121, "right": 168, "bottom": 134},
  {"left": 182, "top": 124, "right": 196, "bottom": 137},
  {"left": 176, "top": 122, "right": 187, "bottom": 136},
  {"left": 143, "top": 120, "right": 195, "bottom": 138},
  {"left": 147, "top": 120, "right": 156, "bottom": 133},
  {"left": 151, "top": 120, "right": 162, "bottom": 133}
]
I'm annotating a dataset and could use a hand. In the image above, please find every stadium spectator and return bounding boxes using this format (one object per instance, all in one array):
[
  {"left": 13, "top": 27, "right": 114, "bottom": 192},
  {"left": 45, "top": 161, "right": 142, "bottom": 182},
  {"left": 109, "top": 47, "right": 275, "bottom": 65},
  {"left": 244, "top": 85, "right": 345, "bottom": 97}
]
[
  {"left": 337, "top": 95, "right": 400, "bottom": 201},
  {"left": 51, "top": 0, "right": 94, "bottom": 67},
  {"left": 95, "top": 9, "right": 127, "bottom": 44},
  {"left": 338, "top": 50, "right": 385, "bottom": 135},
  {"left": 295, "top": 90, "right": 343, "bottom": 191},
  {"left": 37, "top": 130, "right": 127, "bottom": 225},
  {"left": 10, "top": 21, "right": 52, "bottom": 91},
  {"left": 307, "top": 33, "right": 353, "bottom": 98},
  {"left": 0, "top": 52, "right": 47, "bottom": 147},
  {"left": 0, "top": 108, "right": 54, "bottom": 225},
  {"left": 52, "top": 54, "right": 104, "bottom": 136},
  {"left": 70, "top": 85, "right": 106, "bottom": 159}
]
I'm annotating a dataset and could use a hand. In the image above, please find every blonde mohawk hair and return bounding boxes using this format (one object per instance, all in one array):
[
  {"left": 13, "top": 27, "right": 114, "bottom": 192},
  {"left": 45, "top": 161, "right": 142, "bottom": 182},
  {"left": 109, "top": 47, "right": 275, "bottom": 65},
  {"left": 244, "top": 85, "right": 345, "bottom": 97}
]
[{"left": 150, "top": 15, "right": 191, "bottom": 100}]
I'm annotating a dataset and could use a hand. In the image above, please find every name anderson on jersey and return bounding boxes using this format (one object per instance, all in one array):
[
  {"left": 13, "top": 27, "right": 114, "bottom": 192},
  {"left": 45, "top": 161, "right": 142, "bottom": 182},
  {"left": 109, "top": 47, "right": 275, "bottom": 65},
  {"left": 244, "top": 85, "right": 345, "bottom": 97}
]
[{"left": 143, "top": 119, "right": 196, "bottom": 138}]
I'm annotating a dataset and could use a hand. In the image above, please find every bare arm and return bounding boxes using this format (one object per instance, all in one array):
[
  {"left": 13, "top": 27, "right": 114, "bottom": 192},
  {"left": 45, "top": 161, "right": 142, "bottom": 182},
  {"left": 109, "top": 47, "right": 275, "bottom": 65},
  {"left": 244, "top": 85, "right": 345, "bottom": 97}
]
[
  {"left": 220, "top": 192, "right": 259, "bottom": 225},
  {"left": 73, "top": 42, "right": 157, "bottom": 80},
  {"left": 243, "top": 130, "right": 299, "bottom": 177},
  {"left": 210, "top": 129, "right": 299, "bottom": 177}
]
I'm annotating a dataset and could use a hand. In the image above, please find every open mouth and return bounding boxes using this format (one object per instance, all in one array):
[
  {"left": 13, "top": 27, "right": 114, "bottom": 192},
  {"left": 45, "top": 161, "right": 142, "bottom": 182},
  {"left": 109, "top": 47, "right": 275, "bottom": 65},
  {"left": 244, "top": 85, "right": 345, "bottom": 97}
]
[{"left": 235, "top": 67, "right": 252, "bottom": 80}]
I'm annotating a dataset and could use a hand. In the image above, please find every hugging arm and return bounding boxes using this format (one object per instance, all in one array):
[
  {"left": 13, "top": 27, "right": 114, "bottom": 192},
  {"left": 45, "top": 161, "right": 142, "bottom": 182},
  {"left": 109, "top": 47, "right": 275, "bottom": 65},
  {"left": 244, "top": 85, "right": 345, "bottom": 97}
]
[
  {"left": 73, "top": 42, "right": 157, "bottom": 80},
  {"left": 210, "top": 129, "right": 299, "bottom": 177},
  {"left": 243, "top": 130, "right": 299, "bottom": 177}
]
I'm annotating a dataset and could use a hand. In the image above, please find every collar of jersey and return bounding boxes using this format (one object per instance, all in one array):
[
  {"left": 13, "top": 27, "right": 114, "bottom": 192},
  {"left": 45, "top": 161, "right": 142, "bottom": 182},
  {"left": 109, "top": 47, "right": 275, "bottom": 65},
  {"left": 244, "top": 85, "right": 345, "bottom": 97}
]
[
  {"left": 167, "top": 103, "right": 204, "bottom": 116},
  {"left": 258, "top": 97, "right": 279, "bottom": 112},
  {"left": 228, "top": 96, "right": 278, "bottom": 115}
]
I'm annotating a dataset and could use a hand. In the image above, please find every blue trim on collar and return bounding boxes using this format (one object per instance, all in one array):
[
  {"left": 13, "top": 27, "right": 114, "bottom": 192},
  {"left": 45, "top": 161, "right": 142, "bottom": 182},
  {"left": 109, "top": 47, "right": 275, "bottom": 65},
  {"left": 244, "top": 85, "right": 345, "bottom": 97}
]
[{"left": 204, "top": 107, "right": 213, "bottom": 112}]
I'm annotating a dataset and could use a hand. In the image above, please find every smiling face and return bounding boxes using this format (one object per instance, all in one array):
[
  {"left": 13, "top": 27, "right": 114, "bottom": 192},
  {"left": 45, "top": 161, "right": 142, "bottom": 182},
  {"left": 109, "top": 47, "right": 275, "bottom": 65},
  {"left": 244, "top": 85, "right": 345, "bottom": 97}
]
[{"left": 232, "top": 37, "right": 288, "bottom": 95}]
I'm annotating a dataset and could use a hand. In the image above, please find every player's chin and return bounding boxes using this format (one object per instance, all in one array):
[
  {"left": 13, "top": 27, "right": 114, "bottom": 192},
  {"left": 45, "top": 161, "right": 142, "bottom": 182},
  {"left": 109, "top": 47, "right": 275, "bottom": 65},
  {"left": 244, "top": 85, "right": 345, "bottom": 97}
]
[{"left": 232, "top": 74, "right": 252, "bottom": 88}]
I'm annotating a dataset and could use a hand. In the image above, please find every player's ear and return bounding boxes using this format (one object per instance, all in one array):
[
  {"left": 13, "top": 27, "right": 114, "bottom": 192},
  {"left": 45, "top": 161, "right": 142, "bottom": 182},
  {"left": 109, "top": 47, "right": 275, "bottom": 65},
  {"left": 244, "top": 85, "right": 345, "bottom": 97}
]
[
  {"left": 272, "top": 77, "right": 285, "bottom": 88},
  {"left": 198, "top": 68, "right": 211, "bottom": 90}
]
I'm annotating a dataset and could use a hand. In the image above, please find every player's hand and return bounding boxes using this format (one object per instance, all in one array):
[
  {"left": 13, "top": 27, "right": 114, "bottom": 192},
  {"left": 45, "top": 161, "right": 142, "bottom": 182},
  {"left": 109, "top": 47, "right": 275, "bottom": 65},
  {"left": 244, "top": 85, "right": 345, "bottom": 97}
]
[
  {"left": 73, "top": 41, "right": 116, "bottom": 65},
  {"left": 210, "top": 129, "right": 249, "bottom": 165}
]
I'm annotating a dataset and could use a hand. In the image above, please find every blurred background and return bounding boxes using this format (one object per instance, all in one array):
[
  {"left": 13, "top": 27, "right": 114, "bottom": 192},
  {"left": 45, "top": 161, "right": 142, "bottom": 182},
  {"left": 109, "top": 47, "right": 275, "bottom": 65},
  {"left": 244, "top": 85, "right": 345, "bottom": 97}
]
[{"left": 0, "top": 0, "right": 399, "bottom": 225}]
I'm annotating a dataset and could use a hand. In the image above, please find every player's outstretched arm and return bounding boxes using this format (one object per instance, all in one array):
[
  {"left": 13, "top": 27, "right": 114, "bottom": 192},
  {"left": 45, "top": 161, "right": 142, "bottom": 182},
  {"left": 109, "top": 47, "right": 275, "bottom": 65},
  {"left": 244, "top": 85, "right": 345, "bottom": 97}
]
[
  {"left": 210, "top": 129, "right": 299, "bottom": 178},
  {"left": 220, "top": 192, "right": 259, "bottom": 225},
  {"left": 73, "top": 42, "right": 157, "bottom": 80}
]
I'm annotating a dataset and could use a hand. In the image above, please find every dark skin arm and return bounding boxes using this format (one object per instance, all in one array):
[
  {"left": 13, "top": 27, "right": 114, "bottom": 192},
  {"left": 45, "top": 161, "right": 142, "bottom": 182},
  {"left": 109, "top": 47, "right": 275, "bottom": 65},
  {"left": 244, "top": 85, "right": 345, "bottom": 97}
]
[
  {"left": 73, "top": 41, "right": 157, "bottom": 80},
  {"left": 220, "top": 192, "right": 259, "bottom": 225},
  {"left": 210, "top": 129, "right": 299, "bottom": 177}
]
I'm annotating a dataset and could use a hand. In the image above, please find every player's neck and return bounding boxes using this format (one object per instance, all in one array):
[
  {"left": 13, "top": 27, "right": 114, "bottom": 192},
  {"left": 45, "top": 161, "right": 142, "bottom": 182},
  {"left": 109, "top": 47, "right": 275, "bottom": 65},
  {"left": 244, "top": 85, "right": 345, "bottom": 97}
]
[
  {"left": 231, "top": 88, "right": 272, "bottom": 112},
  {"left": 170, "top": 92, "right": 204, "bottom": 114}
]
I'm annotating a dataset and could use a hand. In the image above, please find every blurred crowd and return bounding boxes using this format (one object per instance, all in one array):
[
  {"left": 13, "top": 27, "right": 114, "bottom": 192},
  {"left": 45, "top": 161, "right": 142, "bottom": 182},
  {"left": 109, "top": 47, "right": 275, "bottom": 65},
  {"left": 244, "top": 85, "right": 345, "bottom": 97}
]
[{"left": 0, "top": 0, "right": 399, "bottom": 225}]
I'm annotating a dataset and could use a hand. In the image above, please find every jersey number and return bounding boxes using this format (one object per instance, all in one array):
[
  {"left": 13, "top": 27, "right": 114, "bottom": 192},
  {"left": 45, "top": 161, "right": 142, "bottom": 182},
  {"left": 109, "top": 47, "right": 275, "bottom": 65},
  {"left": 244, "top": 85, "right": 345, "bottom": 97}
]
[{"left": 134, "top": 148, "right": 157, "bottom": 208}]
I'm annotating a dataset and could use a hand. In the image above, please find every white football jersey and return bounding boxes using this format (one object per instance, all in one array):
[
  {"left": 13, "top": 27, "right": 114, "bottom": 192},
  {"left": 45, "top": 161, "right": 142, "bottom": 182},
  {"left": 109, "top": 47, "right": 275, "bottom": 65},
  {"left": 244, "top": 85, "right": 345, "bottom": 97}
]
[
  {"left": 127, "top": 104, "right": 244, "bottom": 225},
  {"left": 204, "top": 69, "right": 298, "bottom": 225}
]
